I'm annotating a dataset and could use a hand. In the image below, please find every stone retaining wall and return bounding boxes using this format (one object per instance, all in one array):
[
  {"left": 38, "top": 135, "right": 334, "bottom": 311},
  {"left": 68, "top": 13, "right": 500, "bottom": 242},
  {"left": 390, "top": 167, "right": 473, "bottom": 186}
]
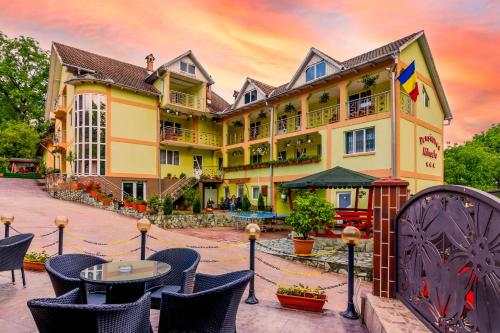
[{"left": 48, "top": 189, "right": 236, "bottom": 228}]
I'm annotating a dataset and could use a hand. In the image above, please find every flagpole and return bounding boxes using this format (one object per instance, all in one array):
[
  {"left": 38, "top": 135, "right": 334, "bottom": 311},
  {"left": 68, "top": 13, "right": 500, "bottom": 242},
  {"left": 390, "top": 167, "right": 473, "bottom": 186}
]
[{"left": 390, "top": 53, "right": 398, "bottom": 178}]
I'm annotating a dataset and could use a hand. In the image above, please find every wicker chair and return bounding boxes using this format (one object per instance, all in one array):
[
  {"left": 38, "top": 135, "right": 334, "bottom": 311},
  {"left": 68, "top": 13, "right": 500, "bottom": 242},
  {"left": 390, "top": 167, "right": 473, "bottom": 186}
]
[
  {"left": 0, "top": 233, "right": 34, "bottom": 287},
  {"left": 146, "top": 248, "right": 200, "bottom": 309},
  {"left": 158, "top": 270, "right": 252, "bottom": 333},
  {"left": 28, "top": 288, "right": 151, "bottom": 333},
  {"left": 45, "top": 254, "right": 108, "bottom": 304}
]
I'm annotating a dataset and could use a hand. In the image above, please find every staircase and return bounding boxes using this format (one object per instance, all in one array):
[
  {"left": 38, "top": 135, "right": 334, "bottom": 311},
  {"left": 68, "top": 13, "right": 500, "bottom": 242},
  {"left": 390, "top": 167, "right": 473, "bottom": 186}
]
[
  {"left": 45, "top": 173, "right": 124, "bottom": 200},
  {"left": 161, "top": 176, "right": 198, "bottom": 201}
]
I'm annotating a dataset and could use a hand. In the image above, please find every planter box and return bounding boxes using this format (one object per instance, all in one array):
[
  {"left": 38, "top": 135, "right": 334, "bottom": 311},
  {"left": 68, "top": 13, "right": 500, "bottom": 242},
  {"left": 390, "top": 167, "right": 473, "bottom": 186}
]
[
  {"left": 90, "top": 190, "right": 98, "bottom": 197},
  {"left": 23, "top": 260, "right": 46, "bottom": 272},
  {"left": 103, "top": 199, "right": 111, "bottom": 206},
  {"left": 124, "top": 201, "right": 131, "bottom": 208},
  {"left": 131, "top": 203, "right": 138, "bottom": 210},
  {"left": 137, "top": 204, "right": 147, "bottom": 213},
  {"left": 276, "top": 293, "right": 326, "bottom": 312}
]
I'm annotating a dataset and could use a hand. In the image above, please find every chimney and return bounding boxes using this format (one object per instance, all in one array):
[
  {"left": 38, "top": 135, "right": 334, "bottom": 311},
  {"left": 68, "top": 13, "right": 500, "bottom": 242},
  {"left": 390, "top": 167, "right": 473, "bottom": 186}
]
[
  {"left": 233, "top": 90, "right": 239, "bottom": 100},
  {"left": 145, "top": 53, "right": 155, "bottom": 71}
]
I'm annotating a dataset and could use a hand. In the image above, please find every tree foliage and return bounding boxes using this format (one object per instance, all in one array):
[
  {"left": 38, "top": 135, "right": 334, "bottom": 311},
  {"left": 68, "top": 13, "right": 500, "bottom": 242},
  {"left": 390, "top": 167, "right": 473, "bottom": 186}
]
[
  {"left": 192, "top": 195, "right": 201, "bottom": 214},
  {"left": 0, "top": 120, "right": 39, "bottom": 158},
  {"left": 445, "top": 124, "right": 500, "bottom": 190},
  {"left": 0, "top": 32, "right": 49, "bottom": 123},
  {"left": 285, "top": 191, "right": 335, "bottom": 240},
  {"left": 241, "top": 195, "right": 251, "bottom": 212},
  {"left": 257, "top": 193, "right": 265, "bottom": 211},
  {"left": 163, "top": 196, "right": 173, "bottom": 216}
]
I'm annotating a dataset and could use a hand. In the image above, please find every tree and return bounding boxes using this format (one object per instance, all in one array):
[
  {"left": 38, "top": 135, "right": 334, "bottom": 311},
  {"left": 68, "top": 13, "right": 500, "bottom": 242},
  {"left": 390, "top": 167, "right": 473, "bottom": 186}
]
[
  {"left": 0, "top": 32, "right": 49, "bottom": 124},
  {"left": 241, "top": 195, "right": 251, "bottom": 212},
  {"left": 0, "top": 120, "right": 39, "bottom": 158},
  {"left": 192, "top": 195, "right": 201, "bottom": 214},
  {"left": 163, "top": 196, "right": 173, "bottom": 215},
  {"left": 445, "top": 124, "right": 500, "bottom": 190},
  {"left": 258, "top": 193, "right": 265, "bottom": 211}
]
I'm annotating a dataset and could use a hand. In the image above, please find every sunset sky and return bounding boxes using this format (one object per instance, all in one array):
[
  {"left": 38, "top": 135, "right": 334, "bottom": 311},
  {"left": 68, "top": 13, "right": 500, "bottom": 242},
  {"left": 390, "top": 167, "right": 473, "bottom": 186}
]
[{"left": 0, "top": 0, "right": 498, "bottom": 143}]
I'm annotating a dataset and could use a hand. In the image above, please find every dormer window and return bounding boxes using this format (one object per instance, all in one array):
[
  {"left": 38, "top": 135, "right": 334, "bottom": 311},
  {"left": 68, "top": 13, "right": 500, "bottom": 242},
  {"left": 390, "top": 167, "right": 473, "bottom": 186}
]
[
  {"left": 180, "top": 61, "right": 195, "bottom": 75},
  {"left": 305, "top": 61, "right": 326, "bottom": 82},
  {"left": 244, "top": 89, "right": 257, "bottom": 104}
]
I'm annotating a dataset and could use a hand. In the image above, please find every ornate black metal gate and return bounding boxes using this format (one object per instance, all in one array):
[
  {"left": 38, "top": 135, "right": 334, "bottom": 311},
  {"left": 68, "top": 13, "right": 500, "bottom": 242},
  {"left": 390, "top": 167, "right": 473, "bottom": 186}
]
[{"left": 396, "top": 185, "right": 500, "bottom": 333}]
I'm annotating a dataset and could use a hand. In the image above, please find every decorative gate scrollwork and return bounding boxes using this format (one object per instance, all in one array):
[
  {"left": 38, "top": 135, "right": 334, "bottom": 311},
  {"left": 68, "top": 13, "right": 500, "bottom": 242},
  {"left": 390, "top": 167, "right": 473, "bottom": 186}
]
[{"left": 396, "top": 185, "right": 500, "bottom": 333}]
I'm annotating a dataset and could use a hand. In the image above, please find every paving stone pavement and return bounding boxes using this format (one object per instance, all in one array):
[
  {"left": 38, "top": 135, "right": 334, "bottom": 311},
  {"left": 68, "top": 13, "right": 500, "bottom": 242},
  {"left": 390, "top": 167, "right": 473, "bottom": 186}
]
[{"left": 0, "top": 178, "right": 369, "bottom": 333}]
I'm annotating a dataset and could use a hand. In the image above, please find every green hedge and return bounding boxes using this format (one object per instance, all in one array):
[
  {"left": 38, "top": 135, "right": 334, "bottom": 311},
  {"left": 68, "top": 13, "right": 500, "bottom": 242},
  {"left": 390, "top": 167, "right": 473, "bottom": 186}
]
[{"left": 1, "top": 172, "right": 42, "bottom": 179}]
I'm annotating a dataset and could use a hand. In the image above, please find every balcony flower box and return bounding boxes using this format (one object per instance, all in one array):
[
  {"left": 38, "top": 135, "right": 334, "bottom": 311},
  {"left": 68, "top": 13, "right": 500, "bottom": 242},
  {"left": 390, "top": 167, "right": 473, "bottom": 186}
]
[{"left": 276, "top": 285, "right": 327, "bottom": 312}]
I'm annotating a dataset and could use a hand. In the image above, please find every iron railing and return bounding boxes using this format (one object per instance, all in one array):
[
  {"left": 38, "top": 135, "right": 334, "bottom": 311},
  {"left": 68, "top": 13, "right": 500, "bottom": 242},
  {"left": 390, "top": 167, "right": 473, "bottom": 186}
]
[
  {"left": 249, "top": 122, "right": 270, "bottom": 141},
  {"left": 307, "top": 104, "right": 340, "bottom": 128},
  {"left": 396, "top": 185, "right": 500, "bottom": 333},
  {"left": 169, "top": 90, "right": 203, "bottom": 111},
  {"left": 161, "top": 175, "right": 198, "bottom": 201},
  {"left": 275, "top": 114, "right": 302, "bottom": 136},
  {"left": 347, "top": 91, "right": 390, "bottom": 119},
  {"left": 161, "top": 126, "right": 221, "bottom": 147}
]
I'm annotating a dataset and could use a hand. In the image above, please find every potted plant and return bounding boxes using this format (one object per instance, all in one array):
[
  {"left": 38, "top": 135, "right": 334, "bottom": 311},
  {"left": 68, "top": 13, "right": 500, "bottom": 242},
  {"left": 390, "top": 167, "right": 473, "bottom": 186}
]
[
  {"left": 276, "top": 284, "right": 327, "bottom": 312},
  {"left": 131, "top": 198, "right": 139, "bottom": 211},
  {"left": 102, "top": 194, "right": 112, "bottom": 207},
  {"left": 137, "top": 200, "right": 147, "bottom": 213},
  {"left": 124, "top": 195, "right": 133, "bottom": 208},
  {"left": 258, "top": 110, "right": 267, "bottom": 120},
  {"left": 284, "top": 103, "right": 296, "bottom": 113},
  {"left": 147, "top": 194, "right": 162, "bottom": 214},
  {"left": 361, "top": 74, "right": 379, "bottom": 89},
  {"left": 319, "top": 92, "right": 330, "bottom": 104},
  {"left": 24, "top": 251, "right": 50, "bottom": 271},
  {"left": 97, "top": 192, "right": 104, "bottom": 202},
  {"left": 285, "top": 191, "right": 335, "bottom": 255}
]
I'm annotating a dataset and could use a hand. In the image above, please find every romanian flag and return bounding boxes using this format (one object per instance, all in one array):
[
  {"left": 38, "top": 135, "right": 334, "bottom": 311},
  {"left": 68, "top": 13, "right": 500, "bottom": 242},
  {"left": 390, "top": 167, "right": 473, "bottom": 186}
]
[{"left": 398, "top": 61, "right": 419, "bottom": 101}]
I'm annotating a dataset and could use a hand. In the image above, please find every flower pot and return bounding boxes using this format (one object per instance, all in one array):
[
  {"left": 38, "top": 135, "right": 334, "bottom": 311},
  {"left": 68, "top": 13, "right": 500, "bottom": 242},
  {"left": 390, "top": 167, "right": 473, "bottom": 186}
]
[
  {"left": 124, "top": 201, "right": 131, "bottom": 208},
  {"left": 102, "top": 199, "right": 111, "bottom": 206},
  {"left": 90, "top": 190, "right": 98, "bottom": 197},
  {"left": 137, "top": 204, "right": 147, "bottom": 213},
  {"left": 293, "top": 237, "right": 315, "bottom": 255},
  {"left": 97, "top": 194, "right": 103, "bottom": 202},
  {"left": 23, "top": 260, "right": 46, "bottom": 272},
  {"left": 276, "top": 293, "right": 326, "bottom": 312},
  {"left": 131, "top": 203, "right": 138, "bottom": 210},
  {"left": 70, "top": 182, "right": 78, "bottom": 190},
  {"left": 85, "top": 187, "right": 92, "bottom": 193}
]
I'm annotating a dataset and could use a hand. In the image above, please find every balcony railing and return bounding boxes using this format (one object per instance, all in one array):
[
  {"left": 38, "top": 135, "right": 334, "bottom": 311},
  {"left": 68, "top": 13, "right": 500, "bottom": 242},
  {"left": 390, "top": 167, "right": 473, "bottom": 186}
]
[
  {"left": 227, "top": 131, "right": 244, "bottom": 145},
  {"left": 54, "top": 129, "right": 67, "bottom": 145},
  {"left": 275, "top": 114, "right": 302, "bottom": 136},
  {"left": 400, "top": 92, "right": 414, "bottom": 116},
  {"left": 249, "top": 122, "right": 270, "bottom": 141},
  {"left": 161, "top": 126, "right": 221, "bottom": 147},
  {"left": 347, "top": 91, "right": 390, "bottom": 119},
  {"left": 200, "top": 166, "right": 223, "bottom": 181},
  {"left": 53, "top": 95, "right": 66, "bottom": 111},
  {"left": 169, "top": 90, "right": 203, "bottom": 111},
  {"left": 307, "top": 104, "right": 340, "bottom": 128}
]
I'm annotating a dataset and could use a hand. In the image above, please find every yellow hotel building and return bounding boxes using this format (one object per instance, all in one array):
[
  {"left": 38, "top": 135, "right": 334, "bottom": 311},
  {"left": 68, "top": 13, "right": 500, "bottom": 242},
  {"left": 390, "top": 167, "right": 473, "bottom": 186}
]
[{"left": 43, "top": 31, "right": 452, "bottom": 213}]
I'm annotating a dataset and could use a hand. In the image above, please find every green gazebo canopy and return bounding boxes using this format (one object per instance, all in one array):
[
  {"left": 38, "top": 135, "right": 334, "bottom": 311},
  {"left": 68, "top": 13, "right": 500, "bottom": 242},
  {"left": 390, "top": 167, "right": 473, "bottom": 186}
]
[{"left": 281, "top": 166, "right": 379, "bottom": 189}]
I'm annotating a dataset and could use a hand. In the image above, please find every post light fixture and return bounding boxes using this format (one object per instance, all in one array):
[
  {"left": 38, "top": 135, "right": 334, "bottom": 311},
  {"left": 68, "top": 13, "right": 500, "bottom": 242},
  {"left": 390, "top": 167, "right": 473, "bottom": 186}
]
[
  {"left": 341, "top": 226, "right": 361, "bottom": 319},
  {"left": 1, "top": 214, "right": 14, "bottom": 238},
  {"left": 54, "top": 216, "right": 69, "bottom": 255},
  {"left": 137, "top": 218, "right": 151, "bottom": 260},
  {"left": 245, "top": 223, "right": 260, "bottom": 304}
]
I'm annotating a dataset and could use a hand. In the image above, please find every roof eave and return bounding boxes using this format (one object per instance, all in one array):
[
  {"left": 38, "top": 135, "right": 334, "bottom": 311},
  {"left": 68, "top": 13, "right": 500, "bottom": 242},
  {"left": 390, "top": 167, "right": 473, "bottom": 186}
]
[{"left": 65, "top": 77, "right": 161, "bottom": 97}]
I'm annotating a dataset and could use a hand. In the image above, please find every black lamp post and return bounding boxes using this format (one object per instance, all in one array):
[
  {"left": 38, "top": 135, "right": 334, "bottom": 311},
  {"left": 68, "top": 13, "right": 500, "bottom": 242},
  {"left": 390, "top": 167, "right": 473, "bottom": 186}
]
[
  {"left": 137, "top": 218, "right": 151, "bottom": 260},
  {"left": 245, "top": 223, "right": 260, "bottom": 304},
  {"left": 341, "top": 226, "right": 361, "bottom": 320},
  {"left": 2, "top": 214, "right": 14, "bottom": 238},
  {"left": 54, "top": 216, "right": 69, "bottom": 255}
]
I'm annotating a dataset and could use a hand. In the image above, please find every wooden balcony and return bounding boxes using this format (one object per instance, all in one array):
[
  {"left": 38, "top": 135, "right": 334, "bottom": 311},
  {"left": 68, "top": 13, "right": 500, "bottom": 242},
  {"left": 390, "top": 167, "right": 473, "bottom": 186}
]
[
  {"left": 169, "top": 90, "right": 203, "bottom": 111},
  {"left": 346, "top": 91, "right": 390, "bottom": 119},
  {"left": 161, "top": 126, "right": 221, "bottom": 150},
  {"left": 307, "top": 104, "right": 340, "bottom": 128},
  {"left": 54, "top": 95, "right": 67, "bottom": 119}
]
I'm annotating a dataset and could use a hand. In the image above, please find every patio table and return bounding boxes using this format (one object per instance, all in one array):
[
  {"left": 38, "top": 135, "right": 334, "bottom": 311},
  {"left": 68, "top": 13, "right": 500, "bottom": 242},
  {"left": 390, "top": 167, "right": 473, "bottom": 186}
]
[{"left": 80, "top": 260, "right": 171, "bottom": 304}]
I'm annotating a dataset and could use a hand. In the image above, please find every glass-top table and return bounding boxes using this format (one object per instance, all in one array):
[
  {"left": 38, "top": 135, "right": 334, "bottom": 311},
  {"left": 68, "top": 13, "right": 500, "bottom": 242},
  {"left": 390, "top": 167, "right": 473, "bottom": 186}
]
[{"left": 80, "top": 260, "right": 171, "bottom": 304}]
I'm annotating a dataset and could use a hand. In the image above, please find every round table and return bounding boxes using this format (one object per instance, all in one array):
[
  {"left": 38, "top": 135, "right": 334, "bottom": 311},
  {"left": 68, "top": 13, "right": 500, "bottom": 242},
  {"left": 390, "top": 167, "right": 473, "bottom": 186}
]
[{"left": 80, "top": 260, "right": 171, "bottom": 304}]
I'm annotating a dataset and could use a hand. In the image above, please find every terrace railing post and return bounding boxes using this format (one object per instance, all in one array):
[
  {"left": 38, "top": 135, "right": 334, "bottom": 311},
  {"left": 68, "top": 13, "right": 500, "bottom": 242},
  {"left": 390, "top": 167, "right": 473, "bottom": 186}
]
[
  {"left": 137, "top": 218, "right": 151, "bottom": 260},
  {"left": 54, "top": 216, "right": 69, "bottom": 255},
  {"left": 1, "top": 215, "right": 14, "bottom": 238},
  {"left": 245, "top": 223, "right": 260, "bottom": 305}
]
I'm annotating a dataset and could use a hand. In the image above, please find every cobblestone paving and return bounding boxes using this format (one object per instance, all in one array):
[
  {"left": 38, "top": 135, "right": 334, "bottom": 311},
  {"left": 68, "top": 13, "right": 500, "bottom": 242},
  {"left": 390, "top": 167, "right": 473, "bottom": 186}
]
[{"left": 0, "top": 178, "right": 368, "bottom": 333}]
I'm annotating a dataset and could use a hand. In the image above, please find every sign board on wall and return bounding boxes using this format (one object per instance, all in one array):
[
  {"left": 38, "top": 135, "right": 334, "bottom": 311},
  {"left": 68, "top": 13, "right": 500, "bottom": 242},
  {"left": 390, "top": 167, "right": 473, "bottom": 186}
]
[{"left": 419, "top": 134, "right": 440, "bottom": 168}]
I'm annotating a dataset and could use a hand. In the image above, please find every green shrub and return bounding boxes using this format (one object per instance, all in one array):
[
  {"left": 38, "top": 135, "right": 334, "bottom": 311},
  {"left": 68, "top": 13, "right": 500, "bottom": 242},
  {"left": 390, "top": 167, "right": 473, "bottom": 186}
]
[
  {"left": 147, "top": 194, "right": 162, "bottom": 214},
  {"left": 240, "top": 195, "right": 250, "bottom": 211},
  {"left": 285, "top": 191, "right": 335, "bottom": 240},
  {"left": 258, "top": 193, "right": 265, "bottom": 211},
  {"left": 183, "top": 187, "right": 198, "bottom": 207},
  {"left": 163, "top": 196, "right": 173, "bottom": 215},
  {"left": 192, "top": 195, "right": 201, "bottom": 214},
  {"left": 179, "top": 172, "right": 186, "bottom": 179}
]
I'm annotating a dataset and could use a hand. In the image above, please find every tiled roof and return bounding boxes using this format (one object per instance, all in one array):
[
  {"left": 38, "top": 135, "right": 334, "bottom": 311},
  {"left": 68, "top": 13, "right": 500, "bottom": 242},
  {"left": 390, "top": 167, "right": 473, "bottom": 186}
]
[
  {"left": 340, "top": 31, "right": 420, "bottom": 68},
  {"left": 53, "top": 42, "right": 160, "bottom": 95},
  {"left": 249, "top": 78, "right": 275, "bottom": 95},
  {"left": 208, "top": 91, "right": 231, "bottom": 113}
]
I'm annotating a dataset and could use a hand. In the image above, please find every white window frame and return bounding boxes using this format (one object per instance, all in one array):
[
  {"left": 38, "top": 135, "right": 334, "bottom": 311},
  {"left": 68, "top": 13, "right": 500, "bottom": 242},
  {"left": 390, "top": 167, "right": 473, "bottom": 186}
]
[
  {"left": 305, "top": 61, "right": 326, "bottom": 82},
  {"left": 237, "top": 184, "right": 245, "bottom": 198},
  {"left": 422, "top": 85, "right": 430, "bottom": 108},
  {"left": 252, "top": 186, "right": 260, "bottom": 200},
  {"left": 244, "top": 89, "right": 257, "bottom": 104},
  {"left": 122, "top": 181, "right": 147, "bottom": 201},
  {"left": 160, "top": 150, "right": 180, "bottom": 165},
  {"left": 345, "top": 127, "right": 375, "bottom": 154}
]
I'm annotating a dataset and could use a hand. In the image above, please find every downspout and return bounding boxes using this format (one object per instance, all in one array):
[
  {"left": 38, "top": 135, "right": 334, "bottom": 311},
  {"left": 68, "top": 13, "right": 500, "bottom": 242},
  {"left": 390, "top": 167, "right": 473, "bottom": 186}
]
[
  {"left": 267, "top": 99, "right": 274, "bottom": 212},
  {"left": 390, "top": 53, "right": 399, "bottom": 178}
]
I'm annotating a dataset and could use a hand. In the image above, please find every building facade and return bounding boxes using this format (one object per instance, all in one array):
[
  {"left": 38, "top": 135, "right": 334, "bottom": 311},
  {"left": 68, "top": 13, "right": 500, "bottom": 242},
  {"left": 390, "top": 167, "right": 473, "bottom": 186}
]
[{"left": 44, "top": 31, "right": 451, "bottom": 212}]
